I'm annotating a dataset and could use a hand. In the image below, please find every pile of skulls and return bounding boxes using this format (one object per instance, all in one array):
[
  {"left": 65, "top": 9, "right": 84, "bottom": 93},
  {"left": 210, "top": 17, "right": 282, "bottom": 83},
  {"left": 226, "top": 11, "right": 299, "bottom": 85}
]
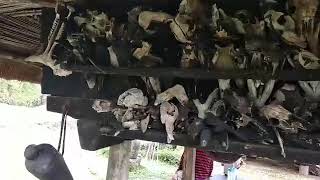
[
  {"left": 92, "top": 85, "right": 189, "bottom": 144},
  {"left": 66, "top": 0, "right": 320, "bottom": 155}
]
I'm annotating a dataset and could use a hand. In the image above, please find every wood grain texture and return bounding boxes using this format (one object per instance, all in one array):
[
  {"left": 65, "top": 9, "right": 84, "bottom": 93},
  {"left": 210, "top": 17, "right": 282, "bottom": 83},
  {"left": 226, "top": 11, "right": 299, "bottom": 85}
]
[
  {"left": 0, "top": 58, "right": 42, "bottom": 83},
  {"left": 106, "top": 141, "right": 132, "bottom": 180},
  {"left": 183, "top": 148, "right": 196, "bottom": 180}
]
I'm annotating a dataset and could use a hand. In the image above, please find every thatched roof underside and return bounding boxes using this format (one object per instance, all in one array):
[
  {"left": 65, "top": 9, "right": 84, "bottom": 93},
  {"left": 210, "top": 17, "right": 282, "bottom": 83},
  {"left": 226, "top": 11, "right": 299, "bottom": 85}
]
[
  {"left": 0, "top": 1, "right": 43, "bottom": 83},
  {"left": 0, "top": 1, "right": 42, "bottom": 56}
]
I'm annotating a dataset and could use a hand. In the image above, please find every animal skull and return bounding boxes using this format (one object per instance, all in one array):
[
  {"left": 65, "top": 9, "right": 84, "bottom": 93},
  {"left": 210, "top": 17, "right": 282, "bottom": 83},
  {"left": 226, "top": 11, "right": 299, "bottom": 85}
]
[
  {"left": 133, "top": 41, "right": 152, "bottom": 60},
  {"left": 210, "top": 4, "right": 220, "bottom": 30},
  {"left": 288, "top": 0, "right": 319, "bottom": 36},
  {"left": 295, "top": 50, "right": 320, "bottom": 69},
  {"left": 261, "top": 104, "right": 305, "bottom": 133},
  {"left": 74, "top": 11, "right": 114, "bottom": 42},
  {"left": 117, "top": 88, "right": 148, "bottom": 108},
  {"left": 264, "top": 10, "right": 295, "bottom": 32},
  {"left": 169, "top": 15, "right": 195, "bottom": 44},
  {"left": 181, "top": 44, "right": 198, "bottom": 68},
  {"left": 193, "top": 89, "right": 219, "bottom": 119},
  {"left": 212, "top": 45, "right": 236, "bottom": 70},
  {"left": 138, "top": 11, "right": 173, "bottom": 31},
  {"left": 92, "top": 100, "right": 114, "bottom": 113},
  {"left": 160, "top": 102, "right": 179, "bottom": 143},
  {"left": 299, "top": 81, "right": 320, "bottom": 100},
  {"left": 247, "top": 79, "right": 276, "bottom": 108},
  {"left": 155, "top": 85, "right": 189, "bottom": 106}
]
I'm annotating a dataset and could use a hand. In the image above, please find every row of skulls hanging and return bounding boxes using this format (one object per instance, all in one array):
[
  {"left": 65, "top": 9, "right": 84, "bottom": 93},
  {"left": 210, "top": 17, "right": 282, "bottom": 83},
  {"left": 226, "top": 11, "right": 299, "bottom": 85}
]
[
  {"left": 70, "top": 0, "right": 320, "bottom": 101},
  {"left": 78, "top": 0, "right": 320, "bottom": 145},
  {"left": 93, "top": 85, "right": 189, "bottom": 143},
  {"left": 91, "top": 83, "right": 312, "bottom": 146}
]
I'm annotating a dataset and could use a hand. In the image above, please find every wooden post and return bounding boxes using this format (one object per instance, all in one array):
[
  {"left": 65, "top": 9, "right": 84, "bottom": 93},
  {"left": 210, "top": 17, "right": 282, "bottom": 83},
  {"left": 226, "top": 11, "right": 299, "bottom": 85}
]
[
  {"left": 106, "top": 141, "right": 132, "bottom": 180},
  {"left": 183, "top": 148, "right": 196, "bottom": 180},
  {"left": 299, "top": 165, "right": 309, "bottom": 176}
]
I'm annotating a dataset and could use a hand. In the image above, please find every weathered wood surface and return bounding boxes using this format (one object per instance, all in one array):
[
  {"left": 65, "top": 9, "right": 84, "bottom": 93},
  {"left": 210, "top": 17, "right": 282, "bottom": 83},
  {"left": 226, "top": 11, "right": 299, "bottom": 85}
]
[
  {"left": 106, "top": 141, "right": 132, "bottom": 180},
  {"left": 0, "top": 55, "right": 42, "bottom": 83},
  {"left": 66, "top": 65, "right": 320, "bottom": 81},
  {"left": 46, "top": 95, "right": 320, "bottom": 164},
  {"left": 183, "top": 148, "right": 196, "bottom": 180}
]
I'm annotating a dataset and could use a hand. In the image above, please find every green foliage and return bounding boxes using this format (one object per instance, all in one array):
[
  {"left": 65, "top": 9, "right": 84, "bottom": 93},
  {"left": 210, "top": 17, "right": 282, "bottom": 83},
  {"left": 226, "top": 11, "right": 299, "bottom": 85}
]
[
  {"left": 0, "top": 79, "right": 42, "bottom": 107},
  {"left": 129, "top": 160, "right": 176, "bottom": 180},
  {"left": 156, "top": 148, "right": 182, "bottom": 165},
  {"left": 97, "top": 147, "right": 110, "bottom": 158},
  {"left": 129, "top": 164, "right": 147, "bottom": 174}
]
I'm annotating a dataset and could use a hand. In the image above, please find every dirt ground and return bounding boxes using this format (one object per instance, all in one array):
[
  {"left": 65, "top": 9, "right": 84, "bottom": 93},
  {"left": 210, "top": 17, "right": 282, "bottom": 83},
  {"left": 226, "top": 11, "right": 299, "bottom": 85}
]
[
  {"left": 0, "top": 103, "right": 107, "bottom": 180},
  {"left": 238, "top": 160, "right": 319, "bottom": 180},
  {"left": 0, "top": 103, "right": 319, "bottom": 180}
]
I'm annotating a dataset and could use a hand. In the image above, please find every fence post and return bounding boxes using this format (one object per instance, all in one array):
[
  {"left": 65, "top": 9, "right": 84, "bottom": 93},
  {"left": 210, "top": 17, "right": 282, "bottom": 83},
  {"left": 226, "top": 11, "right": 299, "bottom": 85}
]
[{"left": 106, "top": 141, "right": 132, "bottom": 180}]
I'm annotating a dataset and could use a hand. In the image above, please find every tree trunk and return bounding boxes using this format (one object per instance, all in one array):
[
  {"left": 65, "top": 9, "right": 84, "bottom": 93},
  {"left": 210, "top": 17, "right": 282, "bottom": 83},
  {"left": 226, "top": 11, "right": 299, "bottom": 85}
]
[{"left": 106, "top": 141, "right": 132, "bottom": 180}]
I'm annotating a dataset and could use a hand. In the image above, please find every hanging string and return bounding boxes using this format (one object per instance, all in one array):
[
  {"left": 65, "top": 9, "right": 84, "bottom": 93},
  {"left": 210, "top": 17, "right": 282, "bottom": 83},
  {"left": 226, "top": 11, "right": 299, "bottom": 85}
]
[{"left": 58, "top": 106, "right": 68, "bottom": 156}]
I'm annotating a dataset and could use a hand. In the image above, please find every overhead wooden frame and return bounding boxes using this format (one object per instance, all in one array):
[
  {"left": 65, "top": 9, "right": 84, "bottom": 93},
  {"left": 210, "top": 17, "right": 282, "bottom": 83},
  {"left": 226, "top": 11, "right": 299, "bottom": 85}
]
[
  {"left": 66, "top": 65, "right": 320, "bottom": 81},
  {"left": 46, "top": 95, "right": 320, "bottom": 165}
]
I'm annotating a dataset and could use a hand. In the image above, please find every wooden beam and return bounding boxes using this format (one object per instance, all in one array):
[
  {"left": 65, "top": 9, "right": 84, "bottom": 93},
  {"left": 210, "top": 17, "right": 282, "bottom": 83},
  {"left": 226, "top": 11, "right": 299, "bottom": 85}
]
[
  {"left": 106, "top": 141, "right": 132, "bottom": 180},
  {"left": 183, "top": 148, "right": 196, "bottom": 180},
  {"left": 66, "top": 65, "right": 320, "bottom": 81},
  {"left": 46, "top": 96, "right": 320, "bottom": 164},
  {"left": 0, "top": 57, "right": 42, "bottom": 83}
]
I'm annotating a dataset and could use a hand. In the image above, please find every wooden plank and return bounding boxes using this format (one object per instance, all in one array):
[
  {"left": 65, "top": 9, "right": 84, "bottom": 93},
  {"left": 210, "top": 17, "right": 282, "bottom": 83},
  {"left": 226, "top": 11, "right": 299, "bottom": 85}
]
[
  {"left": 114, "top": 130, "right": 320, "bottom": 164},
  {"left": 0, "top": 58, "right": 42, "bottom": 83},
  {"left": 66, "top": 65, "right": 320, "bottom": 81},
  {"left": 46, "top": 96, "right": 320, "bottom": 164},
  {"left": 106, "top": 141, "right": 132, "bottom": 180},
  {"left": 183, "top": 148, "right": 196, "bottom": 180}
]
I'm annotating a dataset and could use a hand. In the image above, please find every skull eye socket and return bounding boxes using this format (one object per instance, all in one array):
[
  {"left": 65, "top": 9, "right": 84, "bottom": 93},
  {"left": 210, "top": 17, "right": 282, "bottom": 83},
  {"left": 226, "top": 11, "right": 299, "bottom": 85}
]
[
  {"left": 270, "top": 118, "right": 280, "bottom": 126},
  {"left": 277, "top": 15, "right": 287, "bottom": 25}
]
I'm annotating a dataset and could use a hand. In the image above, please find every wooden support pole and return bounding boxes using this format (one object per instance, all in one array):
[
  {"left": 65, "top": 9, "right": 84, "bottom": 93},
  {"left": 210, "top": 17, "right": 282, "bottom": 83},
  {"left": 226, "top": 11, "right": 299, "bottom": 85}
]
[
  {"left": 299, "top": 165, "right": 309, "bottom": 176},
  {"left": 106, "top": 141, "right": 132, "bottom": 180},
  {"left": 67, "top": 65, "right": 320, "bottom": 81},
  {"left": 183, "top": 148, "right": 196, "bottom": 180}
]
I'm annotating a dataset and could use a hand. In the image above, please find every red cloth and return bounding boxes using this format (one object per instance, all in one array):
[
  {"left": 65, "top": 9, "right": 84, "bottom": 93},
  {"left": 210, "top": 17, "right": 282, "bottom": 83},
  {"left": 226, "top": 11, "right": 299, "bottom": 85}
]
[
  {"left": 178, "top": 149, "right": 214, "bottom": 180},
  {"left": 195, "top": 150, "right": 214, "bottom": 180}
]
